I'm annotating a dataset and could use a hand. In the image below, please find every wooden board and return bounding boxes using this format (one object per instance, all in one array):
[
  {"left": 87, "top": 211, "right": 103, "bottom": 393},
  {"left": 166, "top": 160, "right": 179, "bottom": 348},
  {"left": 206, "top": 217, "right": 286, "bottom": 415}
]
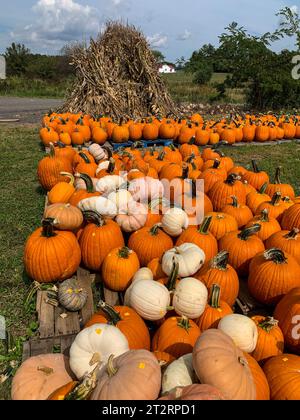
[{"left": 236, "top": 278, "right": 270, "bottom": 317}]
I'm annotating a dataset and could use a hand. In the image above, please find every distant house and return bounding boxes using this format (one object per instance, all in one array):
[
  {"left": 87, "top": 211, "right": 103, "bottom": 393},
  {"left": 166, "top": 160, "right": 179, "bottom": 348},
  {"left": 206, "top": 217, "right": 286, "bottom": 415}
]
[{"left": 158, "top": 63, "right": 176, "bottom": 74}]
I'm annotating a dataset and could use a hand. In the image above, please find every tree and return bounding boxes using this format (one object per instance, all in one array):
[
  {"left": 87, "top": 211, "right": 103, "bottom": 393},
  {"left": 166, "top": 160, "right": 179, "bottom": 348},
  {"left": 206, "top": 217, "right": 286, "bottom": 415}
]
[
  {"left": 193, "top": 62, "right": 213, "bottom": 85},
  {"left": 152, "top": 50, "right": 165, "bottom": 63},
  {"left": 214, "top": 8, "right": 300, "bottom": 109},
  {"left": 185, "top": 44, "right": 216, "bottom": 73},
  {"left": 5, "top": 43, "right": 30, "bottom": 76},
  {"left": 175, "top": 56, "right": 186, "bottom": 70}
]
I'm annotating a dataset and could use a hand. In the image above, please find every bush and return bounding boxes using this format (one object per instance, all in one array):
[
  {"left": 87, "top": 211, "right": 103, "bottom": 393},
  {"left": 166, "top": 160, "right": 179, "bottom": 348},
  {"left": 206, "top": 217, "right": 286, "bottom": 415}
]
[{"left": 193, "top": 62, "right": 213, "bottom": 85}]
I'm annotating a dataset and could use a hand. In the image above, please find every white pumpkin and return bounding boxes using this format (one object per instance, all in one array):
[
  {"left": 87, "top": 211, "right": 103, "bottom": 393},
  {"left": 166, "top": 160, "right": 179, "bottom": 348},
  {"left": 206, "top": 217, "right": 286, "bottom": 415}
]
[
  {"left": 162, "top": 243, "right": 206, "bottom": 278},
  {"left": 127, "top": 280, "right": 171, "bottom": 321},
  {"left": 132, "top": 267, "right": 153, "bottom": 283},
  {"left": 115, "top": 201, "right": 148, "bottom": 232},
  {"left": 96, "top": 160, "right": 110, "bottom": 175},
  {"left": 96, "top": 175, "right": 125, "bottom": 194},
  {"left": 88, "top": 143, "right": 108, "bottom": 162},
  {"left": 107, "top": 189, "right": 133, "bottom": 212},
  {"left": 129, "top": 177, "right": 164, "bottom": 204},
  {"left": 218, "top": 314, "right": 258, "bottom": 353},
  {"left": 161, "top": 207, "right": 189, "bottom": 237},
  {"left": 162, "top": 353, "right": 197, "bottom": 395},
  {"left": 69, "top": 324, "right": 129, "bottom": 379},
  {"left": 78, "top": 196, "right": 117, "bottom": 218},
  {"left": 124, "top": 268, "right": 154, "bottom": 306},
  {"left": 74, "top": 173, "right": 98, "bottom": 191},
  {"left": 173, "top": 277, "right": 208, "bottom": 319}
]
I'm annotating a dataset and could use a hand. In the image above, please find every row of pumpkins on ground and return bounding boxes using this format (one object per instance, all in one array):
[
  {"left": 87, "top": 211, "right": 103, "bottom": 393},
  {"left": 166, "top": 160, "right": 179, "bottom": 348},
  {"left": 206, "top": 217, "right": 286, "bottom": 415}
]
[
  {"left": 40, "top": 112, "right": 300, "bottom": 146},
  {"left": 15, "top": 140, "right": 300, "bottom": 400}
]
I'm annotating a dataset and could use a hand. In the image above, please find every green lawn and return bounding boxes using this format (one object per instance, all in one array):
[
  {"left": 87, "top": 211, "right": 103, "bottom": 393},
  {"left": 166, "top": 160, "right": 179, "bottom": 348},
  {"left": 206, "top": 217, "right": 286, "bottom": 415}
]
[
  {"left": 162, "top": 71, "right": 245, "bottom": 104},
  {"left": 0, "top": 126, "right": 299, "bottom": 399}
]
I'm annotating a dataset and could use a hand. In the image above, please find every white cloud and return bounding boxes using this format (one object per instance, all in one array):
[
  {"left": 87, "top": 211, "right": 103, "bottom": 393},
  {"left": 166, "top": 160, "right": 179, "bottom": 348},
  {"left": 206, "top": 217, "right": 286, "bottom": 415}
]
[
  {"left": 177, "top": 29, "right": 192, "bottom": 41},
  {"left": 147, "top": 33, "right": 168, "bottom": 48},
  {"left": 290, "top": 5, "right": 298, "bottom": 15},
  {"left": 9, "top": 0, "right": 129, "bottom": 51}
]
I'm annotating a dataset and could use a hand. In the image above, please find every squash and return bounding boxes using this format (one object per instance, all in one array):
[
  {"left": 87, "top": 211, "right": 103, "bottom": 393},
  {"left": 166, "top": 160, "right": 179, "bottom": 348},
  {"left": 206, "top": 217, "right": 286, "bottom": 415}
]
[
  {"left": 263, "top": 354, "right": 300, "bottom": 400},
  {"left": 126, "top": 279, "right": 171, "bottom": 321},
  {"left": 69, "top": 324, "right": 129, "bottom": 379},
  {"left": 152, "top": 316, "right": 200, "bottom": 358},
  {"left": 162, "top": 243, "right": 205, "bottom": 278},
  {"left": 161, "top": 353, "right": 197, "bottom": 395},
  {"left": 58, "top": 278, "right": 88, "bottom": 311},
  {"left": 161, "top": 207, "right": 189, "bottom": 237},
  {"left": 78, "top": 196, "right": 117, "bottom": 219},
  {"left": 173, "top": 277, "right": 208, "bottom": 319},
  {"left": 192, "top": 329, "right": 256, "bottom": 400},
  {"left": 160, "top": 384, "right": 226, "bottom": 400},
  {"left": 44, "top": 203, "right": 83, "bottom": 231},
  {"left": 11, "top": 354, "right": 73, "bottom": 400},
  {"left": 218, "top": 314, "right": 258, "bottom": 353},
  {"left": 91, "top": 350, "right": 161, "bottom": 400}
]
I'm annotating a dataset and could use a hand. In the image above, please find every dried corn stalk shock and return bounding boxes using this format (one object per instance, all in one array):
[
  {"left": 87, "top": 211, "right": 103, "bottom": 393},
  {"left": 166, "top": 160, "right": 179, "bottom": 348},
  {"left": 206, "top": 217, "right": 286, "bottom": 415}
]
[{"left": 61, "top": 22, "right": 178, "bottom": 120}]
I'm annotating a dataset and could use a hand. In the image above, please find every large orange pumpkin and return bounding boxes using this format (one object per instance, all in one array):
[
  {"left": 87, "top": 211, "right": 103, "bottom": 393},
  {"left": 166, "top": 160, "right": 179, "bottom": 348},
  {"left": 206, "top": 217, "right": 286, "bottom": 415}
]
[
  {"left": 251, "top": 316, "right": 284, "bottom": 363},
  {"left": 24, "top": 218, "right": 81, "bottom": 283}
]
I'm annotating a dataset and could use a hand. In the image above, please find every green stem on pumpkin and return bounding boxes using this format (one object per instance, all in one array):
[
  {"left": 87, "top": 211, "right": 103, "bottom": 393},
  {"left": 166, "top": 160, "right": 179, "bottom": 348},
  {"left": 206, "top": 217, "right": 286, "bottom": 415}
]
[
  {"left": 230, "top": 195, "right": 239, "bottom": 208},
  {"left": 211, "top": 251, "right": 229, "bottom": 270},
  {"left": 284, "top": 228, "right": 300, "bottom": 239},
  {"left": 274, "top": 167, "right": 282, "bottom": 184},
  {"left": 41, "top": 218, "right": 57, "bottom": 238},
  {"left": 198, "top": 215, "right": 213, "bottom": 234},
  {"left": 258, "top": 317, "right": 279, "bottom": 333},
  {"left": 49, "top": 142, "right": 56, "bottom": 158},
  {"left": 65, "top": 365, "right": 99, "bottom": 400},
  {"left": 177, "top": 316, "right": 191, "bottom": 331},
  {"left": 264, "top": 248, "right": 287, "bottom": 264},
  {"left": 107, "top": 355, "right": 118, "bottom": 377},
  {"left": 259, "top": 209, "right": 269, "bottom": 222},
  {"left": 258, "top": 183, "right": 268, "bottom": 194},
  {"left": 166, "top": 260, "right": 179, "bottom": 292},
  {"left": 225, "top": 173, "right": 240, "bottom": 185},
  {"left": 209, "top": 284, "right": 221, "bottom": 308},
  {"left": 97, "top": 300, "right": 122, "bottom": 325},
  {"left": 251, "top": 160, "right": 261, "bottom": 173},
  {"left": 75, "top": 173, "right": 95, "bottom": 193},
  {"left": 149, "top": 223, "right": 162, "bottom": 236},
  {"left": 238, "top": 224, "right": 261, "bottom": 241},
  {"left": 82, "top": 210, "right": 106, "bottom": 227},
  {"left": 118, "top": 246, "right": 131, "bottom": 259},
  {"left": 60, "top": 172, "right": 75, "bottom": 186},
  {"left": 79, "top": 152, "right": 91, "bottom": 164},
  {"left": 270, "top": 192, "right": 282, "bottom": 206}
]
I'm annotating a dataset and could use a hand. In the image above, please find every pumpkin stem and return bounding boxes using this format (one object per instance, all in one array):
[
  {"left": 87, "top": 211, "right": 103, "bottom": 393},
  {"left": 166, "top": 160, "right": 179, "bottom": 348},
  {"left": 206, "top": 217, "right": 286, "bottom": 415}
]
[
  {"left": 264, "top": 248, "right": 287, "bottom": 264},
  {"left": 102, "top": 146, "right": 113, "bottom": 160},
  {"left": 209, "top": 284, "right": 221, "bottom": 308},
  {"left": 149, "top": 223, "right": 162, "bottom": 236},
  {"left": 79, "top": 152, "right": 91, "bottom": 164},
  {"left": 230, "top": 195, "right": 239, "bottom": 208},
  {"left": 74, "top": 173, "right": 94, "bottom": 193},
  {"left": 238, "top": 356, "right": 248, "bottom": 367},
  {"left": 82, "top": 210, "right": 106, "bottom": 227},
  {"left": 225, "top": 173, "right": 240, "bottom": 185},
  {"left": 212, "top": 159, "right": 221, "bottom": 169},
  {"left": 258, "top": 316, "right": 279, "bottom": 332},
  {"left": 198, "top": 215, "right": 213, "bottom": 234},
  {"left": 258, "top": 182, "right": 268, "bottom": 194},
  {"left": 166, "top": 260, "right": 179, "bottom": 292},
  {"left": 97, "top": 300, "right": 122, "bottom": 325},
  {"left": 49, "top": 142, "right": 56, "bottom": 158},
  {"left": 37, "top": 366, "right": 54, "bottom": 375},
  {"left": 107, "top": 355, "right": 118, "bottom": 377},
  {"left": 274, "top": 167, "right": 282, "bottom": 184},
  {"left": 238, "top": 224, "right": 261, "bottom": 241},
  {"left": 211, "top": 251, "right": 229, "bottom": 270},
  {"left": 251, "top": 160, "right": 261, "bottom": 173},
  {"left": 41, "top": 218, "right": 57, "bottom": 238},
  {"left": 284, "top": 228, "right": 300, "bottom": 239},
  {"left": 181, "top": 164, "right": 189, "bottom": 179},
  {"left": 259, "top": 209, "right": 269, "bottom": 222},
  {"left": 65, "top": 364, "right": 99, "bottom": 400},
  {"left": 107, "top": 158, "right": 116, "bottom": 173},
  {"left": 177, "top": 315, "right": 191, "bottom": 331},
  {"left": 118, "top": 246, "right": 131, "bottom": 259},
  {"left": 270, "top": 192, "right": 282, "bottom": 206},
  {"left": 158, "top": 151, "right": 166, "bottom": 161},
  {"left": 60, "top": 172, "right": 75, "bottom": 186}
]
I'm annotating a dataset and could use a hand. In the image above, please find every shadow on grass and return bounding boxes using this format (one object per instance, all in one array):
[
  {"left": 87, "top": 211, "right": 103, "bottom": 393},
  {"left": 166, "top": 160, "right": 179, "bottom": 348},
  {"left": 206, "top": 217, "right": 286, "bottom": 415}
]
[{"left": 35, "top": 185, "right": 46, "bottom": 196}]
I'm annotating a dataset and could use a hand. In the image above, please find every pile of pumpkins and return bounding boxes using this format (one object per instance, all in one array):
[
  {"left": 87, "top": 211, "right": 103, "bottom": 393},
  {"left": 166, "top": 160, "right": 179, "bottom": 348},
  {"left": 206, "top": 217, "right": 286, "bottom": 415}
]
[
  {"left": 39, "top": 112, "right": 300, "bottom": 147},
  {"left": 15, "top": 137, "right": 300, "bottom": 400}
]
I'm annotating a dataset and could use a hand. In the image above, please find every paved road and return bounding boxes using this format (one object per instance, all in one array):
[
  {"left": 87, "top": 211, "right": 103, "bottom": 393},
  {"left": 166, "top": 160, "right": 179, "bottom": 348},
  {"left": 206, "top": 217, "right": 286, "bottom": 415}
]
[{"left": 0, "top": 97, "right": 63, "bottom": 124}]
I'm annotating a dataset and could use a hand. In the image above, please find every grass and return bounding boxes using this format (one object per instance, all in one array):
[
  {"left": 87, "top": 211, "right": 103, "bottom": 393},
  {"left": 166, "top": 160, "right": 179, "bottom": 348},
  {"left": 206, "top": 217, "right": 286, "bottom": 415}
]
[
  {"left": 0, "top": 126, "right": 299, "bottom": 399},
  {"left": 0, "top": 124, "right": 45, "bottom": 399},
  {"left": 162, "top": 71, "right": 245, "bottom": 104},
  {"left": 0, "top": 76, "right": 73, "bottom": 99}
]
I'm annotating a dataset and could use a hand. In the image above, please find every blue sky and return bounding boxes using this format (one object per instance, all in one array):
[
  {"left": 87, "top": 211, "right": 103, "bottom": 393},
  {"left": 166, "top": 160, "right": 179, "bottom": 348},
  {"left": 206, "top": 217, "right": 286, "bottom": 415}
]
[{"left": 0, "top": 0, "right": 298, "bottom": 61}]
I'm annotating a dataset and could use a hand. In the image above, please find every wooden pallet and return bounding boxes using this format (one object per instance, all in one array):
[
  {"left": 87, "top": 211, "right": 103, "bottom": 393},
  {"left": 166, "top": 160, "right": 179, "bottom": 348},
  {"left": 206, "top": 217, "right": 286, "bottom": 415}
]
[{"left": 236, "top": 278, "right": 270, "bottom": 317}]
